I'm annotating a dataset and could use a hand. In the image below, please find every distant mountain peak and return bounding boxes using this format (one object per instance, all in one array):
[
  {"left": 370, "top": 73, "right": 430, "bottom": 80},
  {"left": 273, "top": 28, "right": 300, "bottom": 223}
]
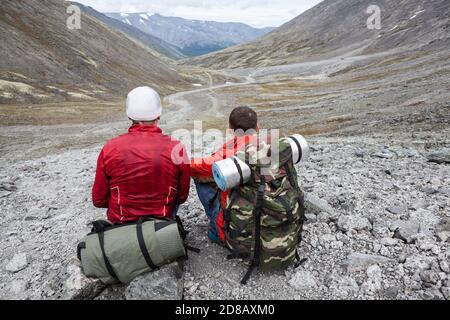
[{"left": 106, "top": 12, "right": 275, "bottom": 57}]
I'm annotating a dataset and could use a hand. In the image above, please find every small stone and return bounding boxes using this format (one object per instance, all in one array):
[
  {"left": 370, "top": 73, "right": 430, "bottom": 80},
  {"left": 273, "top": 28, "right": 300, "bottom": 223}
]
[
  {"left": 43, "top": 255, "right": 52, "bottom": 261},
  {"left": 0, "top": 181, "right": 17, "bottom": 192},
  {"left": 438, "top": 259, "right": 450, "bottom": 273},
  {"left": 372, "top": 152, "right": 393, "bottom": 159},
  {"left": 421, "top": 288, "right": 444, "bottom": 300},
  {"left": 381, "top": 237, "right": 400, "bottom": 246},
  {"left": 337, "top": 215, "right": 372, "bottom": 232},
  {"left": 304, "top": 213, "right": 317, "bottom": 223},
  {"left": 316, "top": 211, "right": 331, "bottom": 223},
  {"left": 404, "top": 254, "right": 433, "bottom": 273},
  {"left": 325, "top": 273, "right": 359, "bottom": 298},
  {"left": 289, "top": 271, "right": 318, "bottom": 291},
  {"left": 319, "top": 234, "right": 336, "bottom": 245},
  {"left": 421, "top": 186, "right": 438, "bottom": 195},
  {"left": 343, "top": 253, "right": 394, "bottom": 273},
  {"left": 361, "top": 265, "right": 383, "bottom": 294},
  {"left": 188, "top": 282, "right": 199, "bottom": 294},
  {"left": 427, "top": 150, "right": 450, "bottom": 164},
  {"left": 436, "top": 217, "right": 450, "bottom": 233},
  {"left": 438, "top": 188, "right": 450, "bottom": 196},
  {"left": 331, "top": 240, "right": 344, "bottom": 249},
  {"left": 391, "top": 220, "right": 421, "bottom": 244},
  {"left": 355, "top": 149, "right": 364, "bottom": 158},
  {"left": 440, "top": 287, "right": 450, "bottom": 300},
  {"left": 366, "top": 193, "right": 378, "bottom": 200},
  {"left": 304, "top": 194, "right": 336, "bottom": 215},
  {"left": 383, "top": 286, "right": 399, "bottom": 299},
  {"left": 5, "top": 253, "right": 28, "bottom": 273},
  {"left": 7, "top": 280, "right": 28, "bottom": 300},
  {"left": 398, "top": 252, "right": 409, "bottom": 264},
  {"left": 419, "top": 270, "right": 440, "bottom": 287},
  {"left": 386, "top": 206, "right": 407, "bottom": 215},
  {"left": 0, "top": 191, "right": 12, "bottom": 198}
]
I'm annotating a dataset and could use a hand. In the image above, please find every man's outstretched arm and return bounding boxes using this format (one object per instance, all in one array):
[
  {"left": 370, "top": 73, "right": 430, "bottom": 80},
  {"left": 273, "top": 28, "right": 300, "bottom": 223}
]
[
  {"left": 92, "top": 149, "right": 110, "bottom": 208},
  {"left": 175, "top": 145, "right": 191, "bottom": 205}
]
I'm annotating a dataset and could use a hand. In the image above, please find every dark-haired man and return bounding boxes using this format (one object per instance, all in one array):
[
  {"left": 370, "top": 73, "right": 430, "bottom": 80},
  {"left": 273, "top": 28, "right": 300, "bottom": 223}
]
[{"left": 190, "top": 106, "right": 258, "bottom": 243}]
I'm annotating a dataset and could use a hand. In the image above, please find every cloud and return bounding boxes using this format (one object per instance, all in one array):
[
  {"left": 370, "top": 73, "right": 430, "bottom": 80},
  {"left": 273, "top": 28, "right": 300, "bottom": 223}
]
[{"left": 74, "top": 0, "right": 323, "bottom": 27}]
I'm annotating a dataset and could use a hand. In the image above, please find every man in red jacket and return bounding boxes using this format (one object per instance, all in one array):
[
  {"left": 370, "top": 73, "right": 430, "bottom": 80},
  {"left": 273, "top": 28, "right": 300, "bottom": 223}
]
[
  {"left": 191, "top": 106, "right": 258, "bottom": 243},
  {"left": 92, "top": 86, "right": 190, "bottom": 224}
]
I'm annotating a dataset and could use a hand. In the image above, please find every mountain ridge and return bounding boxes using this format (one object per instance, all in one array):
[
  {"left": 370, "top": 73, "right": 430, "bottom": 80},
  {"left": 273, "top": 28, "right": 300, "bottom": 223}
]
[
  {"left": 187, "top": 0, "right": 450, "bottom": 69},
  {"left": 0, "top": 0, "right": 196, "bottom": 104},
  {"left": 73, "top": 3, "right": 186, "bottom": 60},
  {"left": 105, "top": 12, "right": 275, "bottom": 57}
]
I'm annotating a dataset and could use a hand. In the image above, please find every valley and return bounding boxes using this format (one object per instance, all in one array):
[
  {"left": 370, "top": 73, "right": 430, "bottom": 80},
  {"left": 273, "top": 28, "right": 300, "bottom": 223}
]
[{"left": 0, "top": 0, "right": 449, "bottom": 301}]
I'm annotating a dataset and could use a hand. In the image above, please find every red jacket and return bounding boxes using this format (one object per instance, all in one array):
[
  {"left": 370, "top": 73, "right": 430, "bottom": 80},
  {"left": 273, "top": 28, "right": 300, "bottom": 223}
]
[{"left": 92, "top": 124, "right": 190, "bottom": 223}]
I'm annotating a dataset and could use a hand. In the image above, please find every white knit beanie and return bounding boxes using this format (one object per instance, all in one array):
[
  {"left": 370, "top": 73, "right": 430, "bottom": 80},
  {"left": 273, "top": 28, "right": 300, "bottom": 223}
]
[{"left": 126, "top": 86, "right": 162, "bottom": 121}]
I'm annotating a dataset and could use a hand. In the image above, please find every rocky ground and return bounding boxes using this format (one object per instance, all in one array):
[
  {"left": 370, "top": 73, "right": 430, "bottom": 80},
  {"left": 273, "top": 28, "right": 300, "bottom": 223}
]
[
  {"left": 176, "top": 131, "right": 450, "bottom": 300},
  {"left": 0, "top": 130, "right": 448, "bottom": 300},
  {"left": 1, "top": 45, "right": 449, "bottom": 300}
]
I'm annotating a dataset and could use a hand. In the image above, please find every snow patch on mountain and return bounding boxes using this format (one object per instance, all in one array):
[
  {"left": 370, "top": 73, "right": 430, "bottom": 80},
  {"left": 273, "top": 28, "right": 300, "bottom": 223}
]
[{"left": 106, "top": 12, "right": 275, "bottom": 57}]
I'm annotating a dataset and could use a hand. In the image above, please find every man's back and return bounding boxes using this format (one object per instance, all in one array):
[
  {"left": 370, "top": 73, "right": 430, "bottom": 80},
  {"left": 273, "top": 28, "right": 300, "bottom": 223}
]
[{"left": 92, "top": 124, "right": 190, "bottom": 223}]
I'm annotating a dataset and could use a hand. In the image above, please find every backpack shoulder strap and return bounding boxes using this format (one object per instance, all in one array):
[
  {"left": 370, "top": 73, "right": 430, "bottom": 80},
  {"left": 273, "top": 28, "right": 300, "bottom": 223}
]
[
  {"left": 241, "top": 174, "right": 265, "bottom": 285},
  {"left": 284, "top": 163, "right": 305, "bottom": 206},
  {"left": 277, "top": 195, "right": 294, "bottom": 223}
]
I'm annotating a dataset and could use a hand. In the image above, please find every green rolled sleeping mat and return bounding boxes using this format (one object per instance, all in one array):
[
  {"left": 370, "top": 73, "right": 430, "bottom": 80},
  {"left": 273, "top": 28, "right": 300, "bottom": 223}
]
[{"left": 77, "top": 217, "right": 189, "bottom": 285}]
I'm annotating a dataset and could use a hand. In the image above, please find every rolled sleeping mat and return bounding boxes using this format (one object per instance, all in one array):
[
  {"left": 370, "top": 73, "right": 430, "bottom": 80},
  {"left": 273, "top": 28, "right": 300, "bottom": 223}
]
[
  {"left": 212, "top": 135, "right": 310, "bottom": 191},
  {"left": 287, "top": 134, "right": 310, "bottom": 164},
  {"left": 213, "top": 156, "right": 251, "bottom": 191},
  {"left": 77, "top": 219, "right": 186, "bottom": 285}
]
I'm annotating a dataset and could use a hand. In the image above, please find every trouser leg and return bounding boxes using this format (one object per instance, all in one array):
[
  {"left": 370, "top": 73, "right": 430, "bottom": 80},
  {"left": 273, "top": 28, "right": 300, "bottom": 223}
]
[{"left": 194, "top": 181, "right": 220, "bottom": 239}]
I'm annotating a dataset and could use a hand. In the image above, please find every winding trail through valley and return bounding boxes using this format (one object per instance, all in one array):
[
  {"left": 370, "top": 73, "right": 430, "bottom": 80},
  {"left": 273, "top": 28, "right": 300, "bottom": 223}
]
[{"left": 163, "top": 71, "right": 255, "bottom": 127}]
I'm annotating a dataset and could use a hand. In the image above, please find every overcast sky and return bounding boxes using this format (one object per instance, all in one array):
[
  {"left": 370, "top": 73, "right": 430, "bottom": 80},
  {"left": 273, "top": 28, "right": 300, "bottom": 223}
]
[{"left": 75, "top": 0, "right": 323, "bottom": 28}]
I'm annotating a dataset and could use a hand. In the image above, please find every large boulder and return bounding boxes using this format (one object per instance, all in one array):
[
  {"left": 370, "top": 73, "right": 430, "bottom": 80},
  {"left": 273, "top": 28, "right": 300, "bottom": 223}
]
[
  {"left": 125, "top": 263, "right": 184, "bottom": 300},
  {"left": 63, "top": 259, "right": 106, "bottom": 300}
]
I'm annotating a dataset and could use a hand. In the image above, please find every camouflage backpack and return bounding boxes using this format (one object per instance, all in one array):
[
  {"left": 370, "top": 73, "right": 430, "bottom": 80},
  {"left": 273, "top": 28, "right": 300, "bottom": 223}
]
[{"left": 223, "top": 137, "right": 307, "bottom": 284}]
